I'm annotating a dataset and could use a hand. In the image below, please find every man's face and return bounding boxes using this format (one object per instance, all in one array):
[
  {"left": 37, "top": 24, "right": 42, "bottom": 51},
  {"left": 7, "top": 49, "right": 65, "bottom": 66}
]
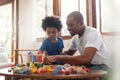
[{"left": 66, "top": 17, "right": 83, "bottom": 36}]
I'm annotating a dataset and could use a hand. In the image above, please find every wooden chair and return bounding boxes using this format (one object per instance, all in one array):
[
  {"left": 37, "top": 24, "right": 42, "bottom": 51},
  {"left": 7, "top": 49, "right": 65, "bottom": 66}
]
[{"left": 14, "top": 49, "right": 39, "bottom": 65}]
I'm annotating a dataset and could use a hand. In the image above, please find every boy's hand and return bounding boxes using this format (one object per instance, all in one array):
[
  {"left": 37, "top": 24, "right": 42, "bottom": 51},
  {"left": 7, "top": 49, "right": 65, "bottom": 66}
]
[{"left": 44, "top": 56, "right": 51, "bottom": 65}]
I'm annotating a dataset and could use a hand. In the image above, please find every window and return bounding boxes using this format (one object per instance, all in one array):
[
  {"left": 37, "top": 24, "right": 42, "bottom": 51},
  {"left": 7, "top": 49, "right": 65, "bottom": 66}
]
[
  {"left": 36, "top": 0, "right": 87, "bottom": 40},
  {"left": 0, "top": 4, "right": 12, "bottom": 56},
  {"left": 36, "top": 0, "right": 53, "bottom": 38},
  {"left": 101, "top": 0, "right": 120, "bottom": 32},
  {"left": 61, "top": 0, "right": 78, "bottom": 36},
  {"left": 61, "top": 0, "right": 87, "bottom": 36},
  {"left": 0, "top": 0, "right": 16, "bottom": 62},
  {"left": 95, "top": 0, "right": 120, "bottom": 35}
]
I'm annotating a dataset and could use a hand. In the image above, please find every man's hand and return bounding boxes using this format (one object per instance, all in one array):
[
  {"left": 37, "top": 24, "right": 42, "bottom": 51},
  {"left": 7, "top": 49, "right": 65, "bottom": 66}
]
[{"left": 44, "top": 56, "right": 56, "bottom": 64}]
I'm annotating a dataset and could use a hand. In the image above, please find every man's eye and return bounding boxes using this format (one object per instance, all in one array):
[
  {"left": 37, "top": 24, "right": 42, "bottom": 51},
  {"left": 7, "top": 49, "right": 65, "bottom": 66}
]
[
  {"left": 47, "top": 32, "right": 50, "bottom": 34},
  {"left": 68, "top": 25, "right": 73, "bottom": 27}
]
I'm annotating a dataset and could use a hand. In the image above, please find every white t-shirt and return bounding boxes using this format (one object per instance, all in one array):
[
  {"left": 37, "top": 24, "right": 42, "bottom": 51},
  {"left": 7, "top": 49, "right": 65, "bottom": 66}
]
[{"left": 69, "top": 26, "right": 112, "bottom": 68}]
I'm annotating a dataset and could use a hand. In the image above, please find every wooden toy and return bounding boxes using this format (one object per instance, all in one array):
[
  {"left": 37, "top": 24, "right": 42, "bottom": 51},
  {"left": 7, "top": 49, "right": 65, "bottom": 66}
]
[
  {"left": 58, "top": 70, "right": 63, "bottom": 74},
  {"left": 53, "top": 69, "right": 58, "bottom": 75},
  {"left": 37, "top": 52, "right": 43, "bottom": 62},
  {"left": 26, "top": 69, "right": 30, "bottom": 75},
  {"left": 12, "top": 63, "right": 89, "bottom": 75},
  {"left": 65, "top": 69, "right": 70, "bottom": 75}
]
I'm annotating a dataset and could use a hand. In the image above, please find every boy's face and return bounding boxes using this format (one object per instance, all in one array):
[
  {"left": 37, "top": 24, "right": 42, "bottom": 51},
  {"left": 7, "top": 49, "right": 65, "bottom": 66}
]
[{"left": 46, "top": 27, "right": 59, "bottom": 40}]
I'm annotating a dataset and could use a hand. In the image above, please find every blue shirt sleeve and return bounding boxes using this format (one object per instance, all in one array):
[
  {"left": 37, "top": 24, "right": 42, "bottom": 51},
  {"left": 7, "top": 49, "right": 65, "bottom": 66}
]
[
  {"left": 39, "top": 38, "right": 48, "bottom": 51},
  {"left": 58, "top": 37, "right": 64, "bottom": 52}
]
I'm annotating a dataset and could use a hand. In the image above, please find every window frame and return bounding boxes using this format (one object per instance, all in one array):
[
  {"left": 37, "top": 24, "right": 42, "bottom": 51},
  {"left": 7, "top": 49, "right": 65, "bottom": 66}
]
[
  {"left": 99, "top": 0, "right": 120, "bottom": 36},
  {"left": 0, "top": 0, "right": 15, "bottom": 62}
]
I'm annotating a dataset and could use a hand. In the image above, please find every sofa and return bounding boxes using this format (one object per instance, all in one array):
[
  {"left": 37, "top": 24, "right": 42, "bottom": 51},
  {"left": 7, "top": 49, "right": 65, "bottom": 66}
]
[{"left": 0, "top": 47, "right": 14, "bottom": 69}]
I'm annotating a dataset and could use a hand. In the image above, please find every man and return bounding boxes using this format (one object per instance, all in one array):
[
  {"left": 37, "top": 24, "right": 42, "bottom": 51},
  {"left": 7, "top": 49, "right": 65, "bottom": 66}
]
[{"left": 45, "top": 11, "right": 112, "bottom": 80}]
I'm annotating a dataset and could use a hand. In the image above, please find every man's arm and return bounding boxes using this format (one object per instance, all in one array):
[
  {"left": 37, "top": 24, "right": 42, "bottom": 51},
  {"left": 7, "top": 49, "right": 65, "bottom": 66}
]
[
  {"left": 47, "top": 47, "right": 97, "bottom": 65},
  {"left": 44, "top": 49, "right": 76, "bottom": 64},
  {"left": 60, "top": 49, "right": 76, "bottom": 55}
]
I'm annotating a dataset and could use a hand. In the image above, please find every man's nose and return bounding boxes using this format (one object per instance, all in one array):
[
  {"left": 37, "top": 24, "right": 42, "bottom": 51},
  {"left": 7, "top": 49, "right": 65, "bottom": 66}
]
[{"left": 67, "top": 26, "right": 71, "bottom": 31}]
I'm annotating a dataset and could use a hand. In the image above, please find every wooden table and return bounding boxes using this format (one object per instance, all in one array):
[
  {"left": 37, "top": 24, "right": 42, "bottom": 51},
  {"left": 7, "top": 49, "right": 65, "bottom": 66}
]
[{"left": 0, "top": 67, "right": 107, "bottom": 80}]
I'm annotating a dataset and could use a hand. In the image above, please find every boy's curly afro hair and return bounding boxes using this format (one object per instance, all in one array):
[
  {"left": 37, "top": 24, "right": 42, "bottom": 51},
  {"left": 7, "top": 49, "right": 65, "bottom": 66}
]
[{"left": 42, "top": 16, "right": 62, "bottom": 32}]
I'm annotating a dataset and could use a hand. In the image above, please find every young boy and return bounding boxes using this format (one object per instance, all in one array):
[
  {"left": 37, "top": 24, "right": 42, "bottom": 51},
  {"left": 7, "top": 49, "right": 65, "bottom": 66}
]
[{"left": 38, "top": 16, "right": 64, "bottom": 64}]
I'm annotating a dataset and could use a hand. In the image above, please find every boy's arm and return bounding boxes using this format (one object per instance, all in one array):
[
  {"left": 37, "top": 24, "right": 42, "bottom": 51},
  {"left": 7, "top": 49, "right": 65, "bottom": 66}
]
[{"left": 37, "top": 50, "right": 43, "bottom": 54}]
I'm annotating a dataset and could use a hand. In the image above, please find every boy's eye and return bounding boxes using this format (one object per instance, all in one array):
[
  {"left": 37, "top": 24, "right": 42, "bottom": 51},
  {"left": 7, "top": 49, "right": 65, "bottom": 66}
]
[
  {"left": 52, "top": 32, "right": 57, "bottom": 34},
  {"left": 47, "top": 31, "right": 57, "bottom": 34}
]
